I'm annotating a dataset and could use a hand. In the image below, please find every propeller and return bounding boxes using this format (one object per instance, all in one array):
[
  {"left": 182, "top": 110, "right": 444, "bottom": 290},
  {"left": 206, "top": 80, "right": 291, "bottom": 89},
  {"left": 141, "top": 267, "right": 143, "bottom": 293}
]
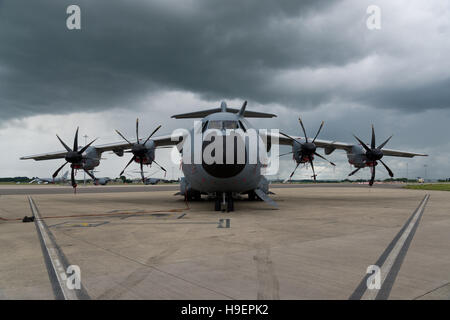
[
  {"left": 52, "top": 127, "right": 97, "bottom": 191},
  {"left": 281, "top": 117, "right": 335, "bottom": 182},
  {"left": 351, "top": 125, "right": 394, "bottom": 186},
  {"left": 115, "top": 119, "right": 165, "bottom": 182}
]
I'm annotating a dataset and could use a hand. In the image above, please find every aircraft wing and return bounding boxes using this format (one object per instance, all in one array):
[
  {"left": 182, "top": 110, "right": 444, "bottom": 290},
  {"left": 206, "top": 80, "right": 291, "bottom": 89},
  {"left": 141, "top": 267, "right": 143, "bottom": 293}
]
[
  {"left": 263, "top": 132, "right": 428, "bottom": 158},
  {"left": 94, "top": 133, "right": 186, "bottom": 151},
  {"left": 20, "top": 150, "right": 68, "bottom": 161},
  {"left": 20, "top": 132, "right": 186, "bottom": 161}
]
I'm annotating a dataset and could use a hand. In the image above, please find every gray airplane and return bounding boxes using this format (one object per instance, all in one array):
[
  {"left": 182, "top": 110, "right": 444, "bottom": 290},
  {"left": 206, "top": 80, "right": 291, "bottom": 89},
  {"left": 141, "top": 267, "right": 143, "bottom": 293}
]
[
  {"left": 29, "top": 171, "right": 69, "bottom": 184},
  {"left": 144, "top": 178, "right": 161, "bottom": 185},
  {"left": 20, "top": 101, "right": 427, "bottom": 211},
  {"left": 93, "top": 177, "right": 111, "bottom": 185}
]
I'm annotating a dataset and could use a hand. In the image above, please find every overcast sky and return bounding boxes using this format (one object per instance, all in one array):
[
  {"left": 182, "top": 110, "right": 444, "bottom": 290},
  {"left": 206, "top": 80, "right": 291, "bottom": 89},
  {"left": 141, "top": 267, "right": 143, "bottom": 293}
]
[{"left": 0, "top": 0, "right": 448, "bottom": 181}]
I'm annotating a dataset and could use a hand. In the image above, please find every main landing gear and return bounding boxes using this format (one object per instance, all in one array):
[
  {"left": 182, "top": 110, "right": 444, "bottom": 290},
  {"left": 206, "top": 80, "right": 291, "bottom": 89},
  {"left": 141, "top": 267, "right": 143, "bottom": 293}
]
[{"left": 215, "top": 192, "right": 234, "bottom": 212}]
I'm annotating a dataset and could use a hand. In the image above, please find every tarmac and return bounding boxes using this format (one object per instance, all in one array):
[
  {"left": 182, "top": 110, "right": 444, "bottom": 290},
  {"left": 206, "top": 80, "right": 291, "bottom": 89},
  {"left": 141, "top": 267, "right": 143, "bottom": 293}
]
[{"left": 0, "top": 184, "right": 449, "bottom": 300}]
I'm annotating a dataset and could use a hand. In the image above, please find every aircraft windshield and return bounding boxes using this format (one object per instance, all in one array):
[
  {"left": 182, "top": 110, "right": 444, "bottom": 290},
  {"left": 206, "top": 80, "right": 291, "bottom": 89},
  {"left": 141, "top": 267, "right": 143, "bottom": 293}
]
[
  {"left": 223, "top": 121, "right": 238, "bottom": 129},
  {"left": 208, "top": 121, "right": 222, "bottom": 130},
  {"left": 207, "top": 121, "right": 239, "bottom": 130}
]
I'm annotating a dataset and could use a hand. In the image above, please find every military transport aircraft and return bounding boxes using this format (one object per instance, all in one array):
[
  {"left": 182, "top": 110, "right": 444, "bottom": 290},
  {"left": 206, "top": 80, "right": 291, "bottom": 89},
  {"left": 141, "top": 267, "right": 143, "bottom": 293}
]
[
  {"left": 29, "top": 171, "right": 69, "bottom": 184},
  {"left": 20, "top": 101, "right": 427, "bottom": 211}
]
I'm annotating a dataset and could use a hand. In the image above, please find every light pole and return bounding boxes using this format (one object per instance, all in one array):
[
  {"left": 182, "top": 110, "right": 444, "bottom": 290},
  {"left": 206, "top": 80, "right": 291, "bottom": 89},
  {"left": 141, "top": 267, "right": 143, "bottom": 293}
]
[
  {"left": 83, "top": 134, "right": 88, "bottom": 185},
  {"left": 424, "top": 164, "right": 428, "bottom": 182}
]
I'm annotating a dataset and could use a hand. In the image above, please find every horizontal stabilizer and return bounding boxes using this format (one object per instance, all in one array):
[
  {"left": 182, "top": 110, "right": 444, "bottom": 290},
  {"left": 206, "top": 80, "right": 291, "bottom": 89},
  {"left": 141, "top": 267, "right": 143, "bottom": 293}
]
[{"left": 171, "top": 108, "right": 276, "bottom": 119}]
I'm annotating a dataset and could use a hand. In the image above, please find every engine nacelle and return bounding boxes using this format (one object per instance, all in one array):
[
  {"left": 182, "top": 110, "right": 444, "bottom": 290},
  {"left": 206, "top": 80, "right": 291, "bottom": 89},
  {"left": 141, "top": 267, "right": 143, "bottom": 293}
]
[
  {"left": 83, "top": 146, "right": 101, "bottom": 170},
  {"left": 346, "top": 145, "right": 366, "bottom": 167},
  {"left": 141, "top": 140, "right": 156, "bottom": 164},
  {"left": 292, "top": 141, "right": 303, "bottom": 163}
]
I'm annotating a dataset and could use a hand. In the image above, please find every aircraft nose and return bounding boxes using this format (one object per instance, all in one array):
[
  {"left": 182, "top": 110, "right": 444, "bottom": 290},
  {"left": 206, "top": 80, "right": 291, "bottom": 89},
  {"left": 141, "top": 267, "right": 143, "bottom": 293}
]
[{"left": 201, "top": 135, "right": 246, "bottom": 178}]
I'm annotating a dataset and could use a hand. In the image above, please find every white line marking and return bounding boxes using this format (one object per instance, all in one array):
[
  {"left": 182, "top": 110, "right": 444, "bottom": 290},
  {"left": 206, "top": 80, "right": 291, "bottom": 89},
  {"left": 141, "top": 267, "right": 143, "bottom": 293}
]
[
  {"left": 361, "top": 194, "right": 429, "bottom": 300},
  {"left": 29, "top": 196, "right": 78, "bottom": 300}
]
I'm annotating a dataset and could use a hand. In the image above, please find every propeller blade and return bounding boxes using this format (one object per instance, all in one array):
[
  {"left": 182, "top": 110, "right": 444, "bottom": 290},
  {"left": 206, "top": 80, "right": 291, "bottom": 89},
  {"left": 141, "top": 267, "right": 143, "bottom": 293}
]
[
  {"left": 314, "top": 152, "right": 335, "bottom": 166},
  {"left": 115, "top": 130, "right": 133, "bottom": 145},
  {"left": 56, "top": 134, "right": 72, "bottom": 152},
  {"left": 78, "top": 138, "right": 98, "bottom": 154},
  {"left": 312, "top": 121, "right": 324, "bottom": 143},
  {"left": 348, "top": 167, "right": 361, "bottom": 176},
  {"left": 378, "top": 135, "right": 393, "bottom": 150},
  {"left": 83, "top": 169, "right": 96, "bottom": 180},
  {"left": 119, "top": 156, "right": 136, "bottom": 176},
  {"left": 379, "top": 159, "right": 394, "bottom": 177},
  {"left": 140, "top": 159, "right": 145, "bottom": 183},
  {"left": 153, "top": 160, "right": 167, "bottom": 177},
  {"left": 73, "top": 127, "right": 79, "bottom": 151},
  {"left": 371, "top": 124, "right": 376, "bottom": 149},
  {"left": 353, "top": 134, "right": 371, "bottom": 152},
  {"left": 136, "top": 118, "right": 139, "bottom": 144},
  {"left": 279, "top": 151, "right": 293, "bottom": 157},
  {"left": 369, "top": 166, "right": 376, "bottom": 186},
  {"left": 280, "top": 132, "right": 301, "bottom": 145},
  {"left": 298, "top": 117, "right": 308, "bottom": 143},
  {"left": 287, "top": 163, "right": 300, "bottom": 181},
  {"left": 52, "top": 162, "right": 68, "bottom": 179},
  {"left": 143, "top": 125, "right": 162, "bottom": 145},
  {"left": 71, "top": 167, "right": 77, "bottom": 188},
  {"left": 309, "top": 159, "right": 317, "bottom": 182}
]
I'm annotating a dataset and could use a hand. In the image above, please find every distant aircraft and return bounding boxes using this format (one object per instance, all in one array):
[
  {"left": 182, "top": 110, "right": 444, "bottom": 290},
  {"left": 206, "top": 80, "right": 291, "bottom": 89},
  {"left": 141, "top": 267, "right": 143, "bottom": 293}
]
[
  {"left": 93, "top": 177, "right": 111, "bottom": 185},
  {"left": 144, "top": 178, "right": 161, "bottom": 185},
  {"left": 29, "top": 171, "right": 69, "bottom": 184},
  {"left": 21, "top": 101, "right": 427, "bottom": 211}
]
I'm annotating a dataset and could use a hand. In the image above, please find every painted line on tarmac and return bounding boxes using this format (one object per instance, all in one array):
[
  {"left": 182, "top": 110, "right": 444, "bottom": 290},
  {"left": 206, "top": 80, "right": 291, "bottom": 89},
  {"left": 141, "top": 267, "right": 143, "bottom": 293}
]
[
  {"left": 0, "top": 183, "right": 401, "bottom": 195},
  {"left": 28, "top": 196, "right": 90, "bottom": 300},
  {"left": 349, "top": 194, "right": 430, "bottom": 300}
]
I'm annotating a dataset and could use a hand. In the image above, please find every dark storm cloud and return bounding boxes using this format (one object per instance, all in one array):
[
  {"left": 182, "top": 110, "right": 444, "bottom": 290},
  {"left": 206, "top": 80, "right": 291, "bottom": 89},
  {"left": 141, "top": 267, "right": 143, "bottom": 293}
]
[
  {"left": 0, "top": 0, "right": 362, "bottom": 122},
  {"left": 362, "top": 77, "right": 450, "bottom": 111},
  {"left": 0, "top": 0, "right": 449, "bottom": 124}
]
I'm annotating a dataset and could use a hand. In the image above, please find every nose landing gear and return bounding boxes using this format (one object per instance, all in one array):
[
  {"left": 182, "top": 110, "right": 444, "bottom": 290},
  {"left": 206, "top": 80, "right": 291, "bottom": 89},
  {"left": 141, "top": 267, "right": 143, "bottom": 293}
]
[{"left": 215, "top": 192, "right": 234, "bottom": 212}]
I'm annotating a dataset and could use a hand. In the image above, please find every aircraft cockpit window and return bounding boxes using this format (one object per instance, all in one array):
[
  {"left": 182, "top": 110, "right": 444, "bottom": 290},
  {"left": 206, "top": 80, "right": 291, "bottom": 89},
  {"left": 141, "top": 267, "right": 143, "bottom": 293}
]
[
  {"left": 223, "top": 121, "right": 239, "bottom": 129},
  {"left": 208, "top": 121, "right": 222, "bottom": 130},
  {"left": 207, "top": 120, "right": 240, "bottom": 130}
]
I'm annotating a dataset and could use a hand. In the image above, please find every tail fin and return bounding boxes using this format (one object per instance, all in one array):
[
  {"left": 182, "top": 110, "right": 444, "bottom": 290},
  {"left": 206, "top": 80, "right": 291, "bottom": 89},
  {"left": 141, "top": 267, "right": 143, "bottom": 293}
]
[{"left": 237, "top": 101, "right": 247, "bottom": 117}]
